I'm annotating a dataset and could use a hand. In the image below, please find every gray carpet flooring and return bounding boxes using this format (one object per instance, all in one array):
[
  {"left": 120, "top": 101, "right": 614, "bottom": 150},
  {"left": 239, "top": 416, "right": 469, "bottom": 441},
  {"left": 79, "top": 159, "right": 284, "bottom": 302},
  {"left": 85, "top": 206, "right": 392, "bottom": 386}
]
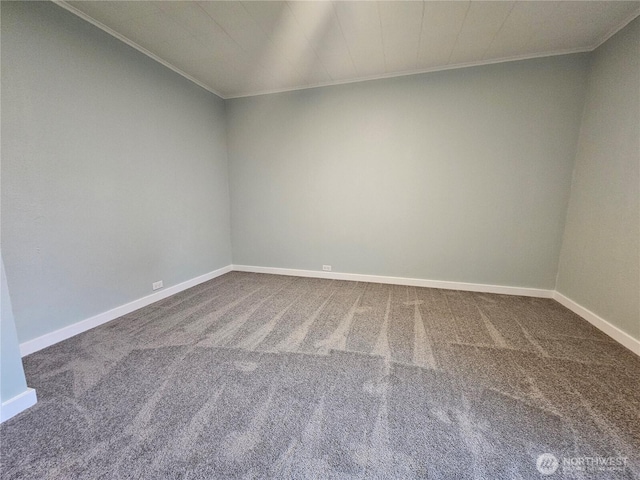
[{"left": 1, "top": 272, "right": 639, "bottom": 479}]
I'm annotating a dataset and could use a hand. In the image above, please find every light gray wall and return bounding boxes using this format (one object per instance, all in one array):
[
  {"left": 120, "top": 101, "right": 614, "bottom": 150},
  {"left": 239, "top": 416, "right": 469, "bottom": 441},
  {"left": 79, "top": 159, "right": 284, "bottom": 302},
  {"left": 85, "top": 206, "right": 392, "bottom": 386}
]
[
  {"left": 1, "top": 257, "right": 29, "bottom": 404},
  {"left": 557, "top": 18, "right": 640, "bottom": 341},
  {"left": 226, "top": 55, "right": 590, "bottom": 289},
  {"left": 1, "top": 2, "right": 231, "bottom": 344}
]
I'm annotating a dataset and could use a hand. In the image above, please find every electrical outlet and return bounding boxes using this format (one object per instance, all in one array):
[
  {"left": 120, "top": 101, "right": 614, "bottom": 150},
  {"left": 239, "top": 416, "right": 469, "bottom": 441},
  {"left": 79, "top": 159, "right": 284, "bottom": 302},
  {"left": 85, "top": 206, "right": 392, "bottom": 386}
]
[
  {"left": 152, "top": 281, "right": 163, "bottom": 291},
  {"left": 322, "top": 265, "right": 332, "bottom": 272}
]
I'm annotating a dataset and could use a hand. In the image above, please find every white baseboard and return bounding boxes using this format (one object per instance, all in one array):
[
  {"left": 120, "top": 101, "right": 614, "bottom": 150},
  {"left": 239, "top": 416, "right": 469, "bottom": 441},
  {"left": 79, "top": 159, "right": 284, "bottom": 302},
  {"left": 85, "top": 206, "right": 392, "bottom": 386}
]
[
  {"left": 232, "top": 265, "right": 555, "bottom": 298},
  {"left": 17, "top": 263, "right": 638, "bottom": 360},
  {"left": 553, "top": 292, "right": 640, "bottom": 356},
  {"left": 233, "top": 266, "right": 639, "bottom": 356},
  {"left": 1, "top": 388, "right": 37, "bottom": 423},
  {"left": 19, "top": 265, "right": 233, "bottom": 357}
]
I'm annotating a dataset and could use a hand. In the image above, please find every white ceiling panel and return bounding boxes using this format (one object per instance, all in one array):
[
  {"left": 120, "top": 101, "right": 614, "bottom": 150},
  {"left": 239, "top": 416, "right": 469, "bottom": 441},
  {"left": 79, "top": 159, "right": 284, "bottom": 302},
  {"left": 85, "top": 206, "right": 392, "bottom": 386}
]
[
  {"left": 528, "top": 1, "right": 640, "bottom": 52},
  {"left": 242, "top": 2, "right": 322, "bottom": 87},
  {"left": 67, "top": 1, "right": 163, "bottom": 25},
  {"left": 484, "top": 2, "right": 562, "bottom": 60},
  {"left": 334, "top": 2, "right": 385, "bottom": 76},
  {"left": 151, "top": 36, "right": 209, "bottom": 71},
  {"left": 312, "top": 23, "right": 352, "bottom": 60},
  {"left": 59, "top": 1, "right": 640, "bottom": 98},
  {"left": 448, "top": 1, "right": 516, "bottom": 65},
  {"left": 286, "top": 0, "right": 335, "bottom": 48},
  {"left": 320, "top": 53, "right": 358, "bottom": 81},
  {"left": 164, "top": 3, "right": 220, "bottom": 38},
  {"left": 198, "top": 1, "right": 268, "bottom": 52},
  {"left": 115, "top": 18, "right": 192, "bottom": 52},
  {"left": 417, "top": 1, "right": 470, "bottom": 68},
  {"left": 302, "top": 64, "right": 333, "bottom": 86},
  {"left": 378, "top": 1, "right": 424, "bottom": 72},
  {"left": 241, "top": 1, "right": 288, "bottom": 33}
]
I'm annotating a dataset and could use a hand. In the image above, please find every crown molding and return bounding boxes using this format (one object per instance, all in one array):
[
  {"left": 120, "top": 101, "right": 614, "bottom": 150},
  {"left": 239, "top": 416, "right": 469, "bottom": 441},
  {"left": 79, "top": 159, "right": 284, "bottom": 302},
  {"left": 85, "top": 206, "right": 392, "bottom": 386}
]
[
  {"left": 52, "top": 0, "right": 226, "bottom": 99},
  {"left": 52, "top": 0, "right": 640, "bottom": 101},
  {"left": 224, "top": 47, "right": 592, "bottom": 99},
  {"left": 591, "top": 5, "right": 640, "bottom": 50}
]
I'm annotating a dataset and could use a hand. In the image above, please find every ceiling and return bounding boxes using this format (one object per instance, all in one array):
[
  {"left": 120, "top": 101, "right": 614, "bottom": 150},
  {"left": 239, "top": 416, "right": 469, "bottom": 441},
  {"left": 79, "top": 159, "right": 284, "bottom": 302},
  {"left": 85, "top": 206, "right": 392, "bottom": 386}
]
[{"left": 59, "top": 1, "right": 640, "bottom": 99}]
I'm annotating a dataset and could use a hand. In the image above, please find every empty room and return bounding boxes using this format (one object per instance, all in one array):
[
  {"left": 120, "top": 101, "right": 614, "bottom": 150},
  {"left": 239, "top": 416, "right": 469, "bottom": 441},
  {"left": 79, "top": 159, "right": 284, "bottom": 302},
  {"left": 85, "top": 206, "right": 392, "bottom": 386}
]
[{"left": 1, "top": 1, "right": 639, "bottom": 478}]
